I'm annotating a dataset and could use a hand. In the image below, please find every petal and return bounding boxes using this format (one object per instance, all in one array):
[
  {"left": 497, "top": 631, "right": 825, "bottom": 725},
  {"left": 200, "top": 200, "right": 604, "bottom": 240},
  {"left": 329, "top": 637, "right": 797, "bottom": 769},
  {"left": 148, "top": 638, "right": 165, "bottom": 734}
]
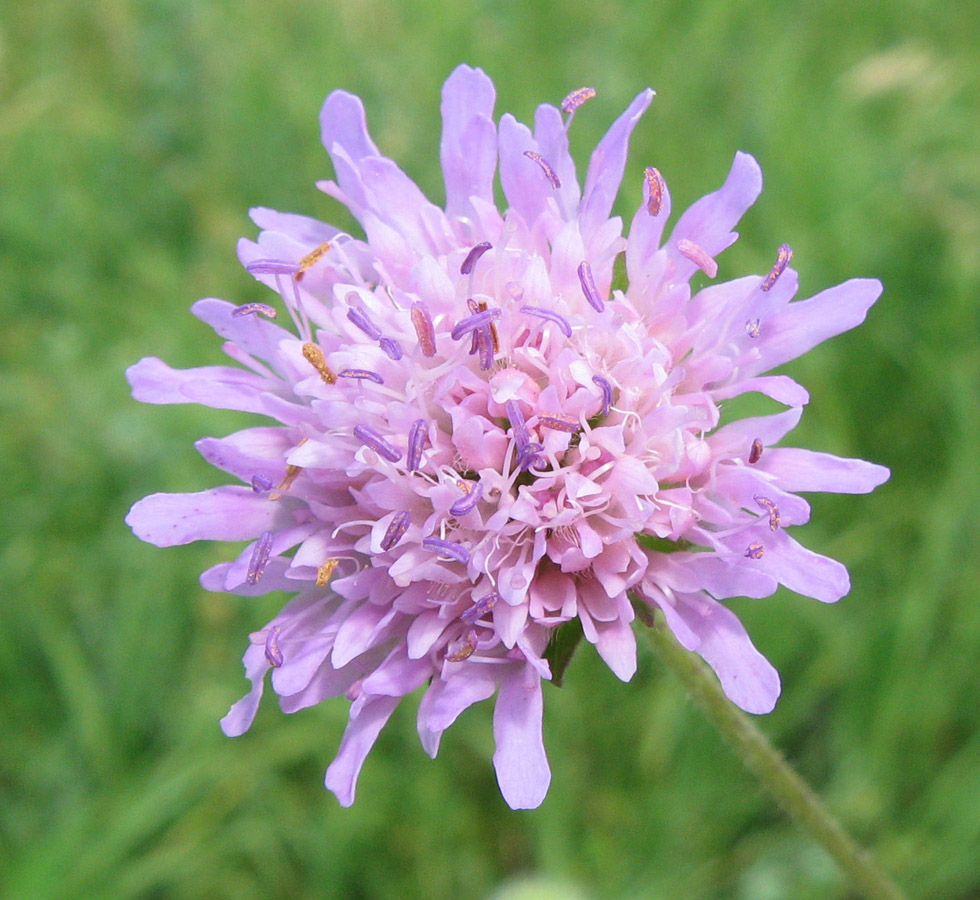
[
  {"left": 592, "top": 617, "right": 638, "bottom": 681},
  {"left": 360, "top": 644, "right": 433, "bottom": 697},
  {"left": 440, "top": 64, "right": 497, "bottom": 219},
  {"left": 220, "top": 643, "right": 269, "bottom": 736},
  {"left": 498, "top": 113, "right": 547, "bottom": 227},
  {"left": 533, "top": 102, "right": 581, "bottom": 217},
  {"left": 195, "top": 427, "right": 293, "bottom": 483},
  {"left": 417, "top": 666, "right": 498, "bottom": 757},
  {"left": 492, "top": 666, "right": 551, "bottom": 809},
  {"left": 758, "top": 531, "right": 851, "bottom": 603},
  {"left": 761, "top": 449, "right": 890, "bottom": 494},
  {"left": 127, "top": 357, "right": 271, "bottom": 414},
  {"left": 324, "top": 694, "right": 400, "bottom": 807}
]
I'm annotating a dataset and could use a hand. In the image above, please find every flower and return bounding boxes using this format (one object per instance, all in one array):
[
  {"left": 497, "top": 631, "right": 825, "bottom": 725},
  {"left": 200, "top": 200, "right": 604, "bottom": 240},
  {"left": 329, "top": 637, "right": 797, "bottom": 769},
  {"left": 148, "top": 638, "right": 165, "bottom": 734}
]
[{"left": 126, "top": 64, "right": 889, "bottom": 810}]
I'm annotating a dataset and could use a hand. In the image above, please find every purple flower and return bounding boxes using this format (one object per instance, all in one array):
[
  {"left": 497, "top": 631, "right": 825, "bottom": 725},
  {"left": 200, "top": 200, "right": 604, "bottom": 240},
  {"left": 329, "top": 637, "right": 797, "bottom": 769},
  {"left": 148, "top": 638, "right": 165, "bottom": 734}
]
[{"left": 126, "top": 65, "right": 889, "bottom": 809}]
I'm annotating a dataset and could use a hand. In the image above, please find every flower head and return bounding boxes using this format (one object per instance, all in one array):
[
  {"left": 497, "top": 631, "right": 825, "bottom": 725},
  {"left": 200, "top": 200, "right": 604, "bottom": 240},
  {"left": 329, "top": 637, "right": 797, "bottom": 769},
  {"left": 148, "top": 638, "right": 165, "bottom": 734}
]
[{"left": 126, "top": 65, "right": 889, "bottom": 809}]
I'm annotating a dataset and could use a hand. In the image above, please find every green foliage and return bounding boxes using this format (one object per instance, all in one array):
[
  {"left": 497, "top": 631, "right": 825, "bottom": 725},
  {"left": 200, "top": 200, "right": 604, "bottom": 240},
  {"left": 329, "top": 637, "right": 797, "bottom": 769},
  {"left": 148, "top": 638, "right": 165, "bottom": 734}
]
[{"left": 2, "top": 0, "right": 979, "bottom": 897}]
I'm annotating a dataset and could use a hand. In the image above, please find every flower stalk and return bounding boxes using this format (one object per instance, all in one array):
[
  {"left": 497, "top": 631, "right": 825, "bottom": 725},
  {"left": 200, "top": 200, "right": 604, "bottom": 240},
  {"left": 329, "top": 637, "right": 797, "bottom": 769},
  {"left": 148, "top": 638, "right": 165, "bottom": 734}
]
[{"left": 645, "top": 618, "right": 909, "bottom": 900}]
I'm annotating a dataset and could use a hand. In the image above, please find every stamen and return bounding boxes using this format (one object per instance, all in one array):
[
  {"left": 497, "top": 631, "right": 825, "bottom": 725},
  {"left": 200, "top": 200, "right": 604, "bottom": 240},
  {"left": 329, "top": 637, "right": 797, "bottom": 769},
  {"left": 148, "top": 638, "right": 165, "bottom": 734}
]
[
  {"left": 411, "top": 302, "right": 437, "bottom": 357},
  {"left": 745, "top": 319, "right": 762, "bottom": 338},
  {"left": 577, "top": 261, "right": 604, "bottom": 312},
  {"left": 677, "top": 239, "right": 718, "bottom": 278},
  {"left": 538, "top": 413, "right": 579, "bottom": 433},
  {"left": 517, "top": 441, "right": 546, "bottom": 472},
  {"left": 379, "top": 337, "right": 403, "bottom": 361},
  {"left": 345, "top": 299, "right": 383, "bottom": 339},
  {"left": 353, "top": 424, "right": 402, "bottom": 462},
  {"left": 506, "top": 399, "right": 528, "bottom": 443},
  {"left": 232, "top": 302, "right": 278, "bottom": 319},
  {"left": 451, "top": 308, "right": 501, "bottom": 341},
  {"left": 316, "top": 558, "right": 339, "bottom": 587},
  {"left": 301, "top": 342, "right": 337, "bottom": 384},
  {"left": 381, "top": 511, "right": 411, "bottom": 551},
  {"left": 561, "top": 86, "right": 596, "bottom": 115},
  {"left": 523, "top": 150, "right": 561, "bottom": 189},
  {"left": 246, "top": 531, "right": 274, "bottom": 585},
  {"left": 521, "top": 306, "right": 572, "bottom": 337},
  {"left": 591, "top": 375, "right": 613, "bottom": 416},
  {"left": 461, "top": 590, "right": 500, "bottom": 623},
  {"left": 475, "top": 299, "right": 500, "bottom": 354},
  {"left": 476, "top": 327, "right": 494, "bottom": 370},
  {"left": 295, "top": 241, "right": 331, "bottom": 280},
  {"left": 744, "top": 543, "right": 766, "bottom": 560},
  {"left": 748, "top": 439, "right": 764, "bottom": 465},
  {"left": 761, "top": 243, "right": 793, "bottom": 292},
  {"left": 450, "top": 480, "right": 483, "bottom": 516},
  {"left": 643, "top": 166, "right": 666, "bottom": 216},
  {"left": 245, "top": 258, "right": 299, "bottom": 276},
  {"left": 264, "top": 626, "right": 284, "bottom": 668},
  {"left": 445, "top": 629, "right": 478, "bottom": 662},
  {"left": 251, "top": 474, "right": 274, "bottom": 493},
  {"left": 270, "top": 462, "right": 302, "bottom": 500},
  {"left": 460, "top": 241, "right": 492, "bottom": 275},
  {"left": 754, "top": 495, "right": 781, "bottom": 531},
  {"left": 407, "top": 419, "right": 427, "bottom": 472},
  {"left": 339, "top": 368, "right": 384, "bottom": 384},
  {"left": 422, "top": 537, "right": 470, "bottom": 565}
]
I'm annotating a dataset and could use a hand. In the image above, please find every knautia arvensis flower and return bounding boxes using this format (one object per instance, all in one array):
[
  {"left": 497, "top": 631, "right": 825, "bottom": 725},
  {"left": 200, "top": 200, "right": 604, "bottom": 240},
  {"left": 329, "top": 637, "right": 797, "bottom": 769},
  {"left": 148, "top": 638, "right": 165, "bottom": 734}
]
[{"left": 126, "top": 65, "right": 889, "bottom": 809}]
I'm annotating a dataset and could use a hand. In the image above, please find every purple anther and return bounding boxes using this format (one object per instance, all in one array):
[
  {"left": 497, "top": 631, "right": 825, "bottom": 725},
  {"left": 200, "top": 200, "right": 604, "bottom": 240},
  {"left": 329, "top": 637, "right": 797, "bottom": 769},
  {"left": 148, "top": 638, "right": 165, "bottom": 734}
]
[
  {"left": 339, "top": 368, "right": 384, "bottom": 384},
  {"left": 410, "top": 302, "right": 437, "bottom": 357},
  {"left": 246, "top": 531, "right": 274, "bottom": 585},
  {"left": 645, "top": 167, "right": 666, "bottom": 216},
  {"left": 748, "top": 438, "right": 764, "bottom": 465},
  {"left": 538, "top": 413, "right": 579, "bottom": 433},
  {"left": 761, "top": 243, "right": 793, "bottom": 292},
  {"left": 251, "top": 474, "right": 274, "bottom": 493},
  {"left": 520, "top": 306, "right": 572, "bottom": 337},
  {"left": 577, "top": 261, "right": 604, "bottom": 312},
  {"left": 381, "top": 510, "right": 411, "bottom": 551},
  {"left": 744, "top": 542, "right": 766, "bottom": 560},
  {"left": 346, "top": 300, "right": 383, "bottom": 340},
  {"left": 450, "top": 481, "right": 483, "bottom": 516},
  {"left": 422, "top": 537, "right": 471, "bottom": 565},
  {"left": 407, "top": 419, "right": 427, "bottom": 471},
  {"left": 476, "top": 327, "right": 494, "bottom": 370},
  {"left": 460, "top": 241, "right": 492, "bottom": 275},
  {"left": 353, "top": 424, "right": 402, "bottom": 462},
  {"left": 745, "top": 319, "right": 762, "bottom": 338},
  {"left": 461, "top": 589, "right": 500, "bottom": 623},
  {"left": 466, "top": 298, "right": 481, "bottom": 314},
  {"left": 591, "top": 375, "right": 613, "bottom": 416},
  {"left": 505, "top": 399, "right": 528, "bottom": 442},
  {"left": 754, "top": 496, "right": 781, "bottom": 531},
  {"left": 264, "top": 626, "right": 284, "bottom": 668},
  {"left": 517, "top": 441, "right": 546, "bottom": 472},
  {"left": 379, "top": 337, "right": 403, "bottom": 360},
  {"left": 677, "top": 239, "right": 718, "bottom": 278},
  {"left": 232, "top": 302, "right": 278, "bottom": 319},
  {"left": 450, "top": 308, "right": 501, "bottom": 341},
  {"left": 523, "top": 150, "right": 561, "bottom": 189},
  {"left": 561, "top": 86, "right": 596, "bottom": 115},
  {"left": 245, "top": 258, "right": 300, "bottom": 276}
]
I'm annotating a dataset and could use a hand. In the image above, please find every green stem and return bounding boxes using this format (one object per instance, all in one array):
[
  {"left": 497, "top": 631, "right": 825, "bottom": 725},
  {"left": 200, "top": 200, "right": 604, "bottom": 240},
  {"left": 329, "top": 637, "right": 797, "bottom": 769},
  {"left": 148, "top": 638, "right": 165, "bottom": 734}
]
[{"left": 645, "top": 620, "right": 909, "bottom": 900}]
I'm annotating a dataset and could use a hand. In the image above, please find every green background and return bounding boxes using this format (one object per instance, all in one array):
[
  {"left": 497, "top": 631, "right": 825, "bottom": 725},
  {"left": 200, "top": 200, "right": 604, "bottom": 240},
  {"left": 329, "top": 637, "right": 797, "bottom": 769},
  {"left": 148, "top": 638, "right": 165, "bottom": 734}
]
[{"left": 2, "top": 0, "right": 978, "bottom": 898}]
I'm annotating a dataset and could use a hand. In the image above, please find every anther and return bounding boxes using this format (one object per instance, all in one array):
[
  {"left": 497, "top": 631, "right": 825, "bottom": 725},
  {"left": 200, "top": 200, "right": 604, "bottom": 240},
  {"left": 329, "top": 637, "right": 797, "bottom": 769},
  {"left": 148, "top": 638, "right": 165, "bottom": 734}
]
[
  {"left": 476, "top": 327, "right": 494, "bottom": 370},
  {"left": 445, "top": 629, "right": 478, "bottom": 662},
  {"left": 246, "top": 531, "right": 274, "bottom": 585},
  {"left": 745, "top": 319, "right": 762, "bottom": 338},
  {"left": 744, "top": 543, "right": 766, "bottom": 560},
  {"left": 345, "top": 299, "right": 383, "bottom": 339},
  {"left": 295, "top": 241, "right": 331, "bottom": 280},
  {"left": 407, "top": 419, "right": 427, "bottom": 472},
  {"left": 577, "top": 261, "right": 604, "bottom": 312},
  {"left": 538, "top": 413, "right": 579, "bottom": 433},
  {"left": 411, "top": 302, "right": 437, "bottom": 357},
  {"left": 353, "top": 424, "right": 402, "bottom": 462},
  {"left": 677, "top": 239, "right": 718, "bottom": 278},
  {"left": 517, "top": 441, "right": 546, "bottom": 472},
  {"left": 316, "top": 558, "right": 339, "bottom": 587},
  {"left": 461, "top": 590, "right": 500, "bottom": 623},
  {"left": 561, "top": 87, "right": 596, "bottom": 115},
  {"left": 460, "top": 242, "right": 492, "bottom": 275},
  {"left": 379, "top": 337, "right": 403, "bottom": 360},
  {"left": 506, "top": 399, "right": 528, "bottom": 443},
  {"left": 523, "top": 150, "right": 561, "bottom": 189},
  {"left": 754, "top": 496, "right": 781, "bottom": 531},
  {"left": 251, "top": 474, "right": 274, "bottom": 493},
  {"left": 232, "top": 302, "right": 278, "bottom": 319},
  {"left": 264, "top": 626, "right": 284, "bottom": 667},
  {"left": 644, "top": 167, "right": 666, "bottom": 216},
  {"left": 381, "top": 511, "right": 411, "bottom": 551},
  {"left": 245, "top": 259, "right": 299, "bottom": 276},
  {"left": 270, "top": 463, "right": 302, "bottom": 500},
  {"left": 450, "top": 480, "right": 483, "bottom": 516},
  {"left": 422, "top": 537, "right": 470, "bottom": 565},
  {"left": 301, "top": 342, "right": 337, "bottom": 384},
  {"left": 451, "top": 308, "right": 501, "bottom": 341},
  {"left": 474, "top": 298, "right": 500, "bottom": 354},
  {"left": 748, "top": 439, "right": 764, "bottom": 465},
  {"left": 520, "top": 306, "right": 572, "bottom": 337},
  {"left": 761, "top": 244, "right": 793, "bottom": 292},
  {"left": 591, "top": 375, "right": 613, "bottom": 416},
  {"left": 339, "top": 368, "right": 384, "bottom": 384}
]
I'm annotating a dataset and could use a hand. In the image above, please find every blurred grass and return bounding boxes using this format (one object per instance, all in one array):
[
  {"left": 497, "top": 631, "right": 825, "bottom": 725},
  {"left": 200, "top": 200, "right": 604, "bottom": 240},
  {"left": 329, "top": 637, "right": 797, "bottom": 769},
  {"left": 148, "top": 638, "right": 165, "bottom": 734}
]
[{"left": 2, "top": 0, "right": 979, "bottom": 898}]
